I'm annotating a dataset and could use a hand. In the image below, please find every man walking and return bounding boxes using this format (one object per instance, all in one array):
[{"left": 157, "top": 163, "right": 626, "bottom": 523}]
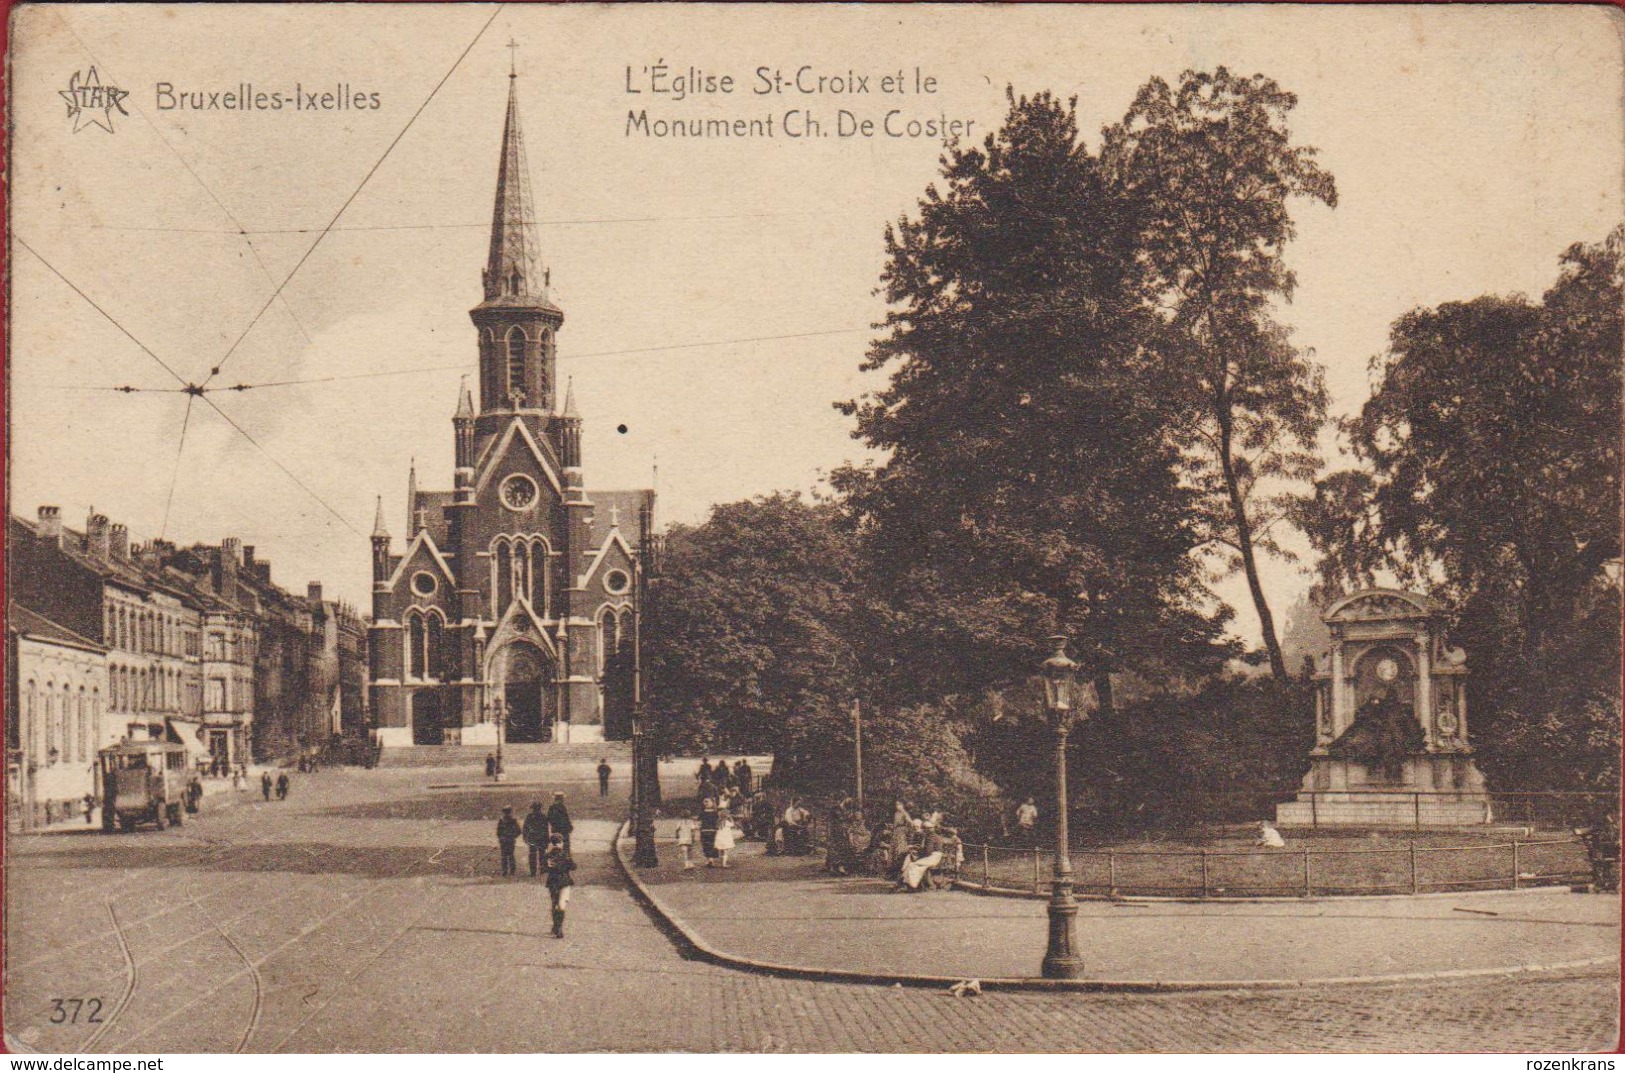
[
  {"left": 1016, "top": 796, "right": 1038, "bottom": 847},
  {"left": 261, "top": 772, "right": 274, "bottom": 801},
  {"left": 496, "top": 806, "right": 521, "bottom": 877},
  {"left": 276, "top": 772, "right": 291, "bottom": 800},
  {"left": 547, "top": 792, "right": 574, "bottom": 854},
  {"left": 596, "top": 757, "right": 612, "bottom": 797},
  {"left": 522, "top": 801, "right": 549, "bottom": 876}
]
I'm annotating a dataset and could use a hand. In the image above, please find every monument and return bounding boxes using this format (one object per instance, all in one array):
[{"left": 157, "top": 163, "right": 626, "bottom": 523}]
[{"left": 1276, "top": 588, "right": 1492, "bottom": 827}]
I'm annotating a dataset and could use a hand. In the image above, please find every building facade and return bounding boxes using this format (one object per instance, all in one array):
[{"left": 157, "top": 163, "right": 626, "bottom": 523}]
[
  {"left": 6, "top": 604, "right": 110, "bottom": 826},
  {"left": 9, "top": 508, "right": 363, "bottom": 779},
  {"left": 367, "top": 71, "right": 651, "bottom": 747}
]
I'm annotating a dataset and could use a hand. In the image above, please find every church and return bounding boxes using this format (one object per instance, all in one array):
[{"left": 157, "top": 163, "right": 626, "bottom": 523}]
[{"left": 367, "top": 68, "right": 652, "bottom": 747}]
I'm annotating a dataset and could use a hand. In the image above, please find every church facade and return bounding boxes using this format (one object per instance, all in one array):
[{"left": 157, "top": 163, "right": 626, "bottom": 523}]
[{"left": 367, "top": 71, "right": 651, "bottom": 747}]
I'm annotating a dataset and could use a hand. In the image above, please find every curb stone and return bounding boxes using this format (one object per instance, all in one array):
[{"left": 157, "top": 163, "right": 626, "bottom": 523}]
[{"left": 612, "top": 823, "right": 1620, "bottom": 994}]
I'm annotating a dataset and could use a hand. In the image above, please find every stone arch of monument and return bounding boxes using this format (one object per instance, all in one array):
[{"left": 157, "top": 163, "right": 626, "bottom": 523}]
[{"left": 1277, "top": 587, "right": 1490, "bottom": 828}]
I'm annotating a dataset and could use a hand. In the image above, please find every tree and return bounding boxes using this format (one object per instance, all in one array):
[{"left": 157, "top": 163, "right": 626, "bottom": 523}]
[
  {"left": 643, "top": 493, "right": 862, "bottom": 780},
  {"left": 1100, "top": 68, "right": 1337, "bottom": 679},
  {"left": 1307, "top": 229, "right": 1623, "bottom": 791},
  {"left": 834, "top": 88, "right": 1233, "bottom": 712}
]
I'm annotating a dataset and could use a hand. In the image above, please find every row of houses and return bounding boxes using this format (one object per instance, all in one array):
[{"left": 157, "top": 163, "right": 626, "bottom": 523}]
[{"left": 7, "top": 505, "right": 366, "bottom": 828}]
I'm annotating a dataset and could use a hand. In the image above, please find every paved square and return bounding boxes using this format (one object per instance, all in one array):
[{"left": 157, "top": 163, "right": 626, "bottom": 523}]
[{"left": 6, "top": 762, "right": 1618, "bottom": 1052}]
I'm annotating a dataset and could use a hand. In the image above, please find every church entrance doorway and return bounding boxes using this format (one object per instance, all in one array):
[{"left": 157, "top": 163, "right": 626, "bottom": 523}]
[
  {"left": 500, "top": 644, "right": 552, "bottom": 744},
  {"left": 411, "top": 691, "right": 444, "bottom": 745}
]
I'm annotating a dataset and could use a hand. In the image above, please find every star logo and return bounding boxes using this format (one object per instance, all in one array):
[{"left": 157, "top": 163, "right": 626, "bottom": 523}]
[{"left": 59, "top": 68, "right": 129, "bottom": 134}]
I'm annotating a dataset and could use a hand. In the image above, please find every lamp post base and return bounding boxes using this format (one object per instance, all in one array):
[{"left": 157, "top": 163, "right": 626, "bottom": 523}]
[{"left": 1041, "top": 890, "right": 1084, "bottom": 979}]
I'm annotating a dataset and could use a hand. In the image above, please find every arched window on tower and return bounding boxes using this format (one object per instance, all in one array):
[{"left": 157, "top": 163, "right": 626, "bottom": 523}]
[
  {"left": 495, "top": 542, "right": 512, "bottom": 614},
  {"left": 408, "top": 614, "right": 426, "bottom": 680},
  {"left": 480, "top": 328, "right": 496, "bottom": 406},
  {"left": 505, "top": 327, "right": 528, "bottom": 404}
]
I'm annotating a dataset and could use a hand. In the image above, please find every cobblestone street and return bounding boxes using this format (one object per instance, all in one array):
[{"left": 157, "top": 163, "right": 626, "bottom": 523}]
[{"left": 6, "top": 762, "right": 1618, "bottom": 1053}]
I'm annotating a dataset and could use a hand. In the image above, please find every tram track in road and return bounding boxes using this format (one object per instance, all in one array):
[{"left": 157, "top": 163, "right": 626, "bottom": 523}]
[
  {"left": 76, "top": 902, "right": 137, "bottom": 1055},
  {"left": 100, "top": 824, "right": 469, "bottom": 1053},
  {"left": 188, "top": 889, "right": 263, "bottom": 1053},
  {"left": 8, "top": 827, "right": 299, "bottom": 976}
]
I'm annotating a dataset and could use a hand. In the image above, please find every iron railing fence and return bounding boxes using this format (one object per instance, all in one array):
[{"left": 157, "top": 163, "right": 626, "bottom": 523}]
[{"left": 958, "top": 835, "right": 1591, "bottom": 898}]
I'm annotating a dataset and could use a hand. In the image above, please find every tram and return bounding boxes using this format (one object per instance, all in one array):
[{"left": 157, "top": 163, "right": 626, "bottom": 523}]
[{"left": 97, "top": 740, "right": 189, "bottom": 831}]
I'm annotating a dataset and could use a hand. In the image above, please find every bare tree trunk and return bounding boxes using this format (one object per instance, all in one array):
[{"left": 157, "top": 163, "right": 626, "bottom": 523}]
[{"left": 1219, "top": 422, "right": 1288, "bottom": 679}]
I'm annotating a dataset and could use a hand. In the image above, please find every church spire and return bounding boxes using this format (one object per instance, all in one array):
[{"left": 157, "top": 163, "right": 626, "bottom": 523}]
[
  {"left": 406, "top": 457, "right": 418, "bottom": 533},
  {"left": 372, "top": 495, "right": 389, "bottom": 539},
  {"left": 481, "top": 54, "right": 548, "bottom": 305}
]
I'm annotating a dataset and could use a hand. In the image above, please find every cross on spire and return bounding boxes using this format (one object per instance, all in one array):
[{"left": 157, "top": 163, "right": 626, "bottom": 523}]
[
  {"left": 507, "top": 38, "right": 520, "bottom": 78},
  {"left": 609, "top": 504, "right": 621, "bottom": 528}
]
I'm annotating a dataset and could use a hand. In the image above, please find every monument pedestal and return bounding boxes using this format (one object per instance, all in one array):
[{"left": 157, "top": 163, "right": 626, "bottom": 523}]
[{"left": 1276, "top": 754, "right": 1492, "bottom": 827}]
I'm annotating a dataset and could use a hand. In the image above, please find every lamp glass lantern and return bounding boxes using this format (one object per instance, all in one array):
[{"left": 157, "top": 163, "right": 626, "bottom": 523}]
[{"left": 1041, "top": 635, "right": 1078, "bottom": 717}]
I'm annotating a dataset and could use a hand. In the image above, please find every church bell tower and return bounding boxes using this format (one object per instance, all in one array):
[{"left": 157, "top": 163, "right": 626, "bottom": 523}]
[{"left": 469, "top": 63, "right": 562, "bottom": 438}]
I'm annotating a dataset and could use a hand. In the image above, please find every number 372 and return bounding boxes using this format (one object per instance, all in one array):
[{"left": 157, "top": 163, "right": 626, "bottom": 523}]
[{"left": 49, "top": 998, "right": 104, "bottom": 1024}]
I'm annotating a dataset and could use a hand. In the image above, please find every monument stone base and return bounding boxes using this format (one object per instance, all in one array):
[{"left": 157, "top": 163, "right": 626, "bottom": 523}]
[{"left": 1276, "top": 754, "right": 1493, "bottom": 828}]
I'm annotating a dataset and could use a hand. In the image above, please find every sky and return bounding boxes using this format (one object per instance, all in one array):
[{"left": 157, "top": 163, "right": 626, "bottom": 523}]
[{"left": 9, "top": 3, "right": 1623, "bottom": 650}]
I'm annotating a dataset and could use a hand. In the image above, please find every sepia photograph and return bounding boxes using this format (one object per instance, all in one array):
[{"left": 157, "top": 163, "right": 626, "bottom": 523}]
[{"left": 4, "top": 2, "right": 1621, "bottom": 1055}]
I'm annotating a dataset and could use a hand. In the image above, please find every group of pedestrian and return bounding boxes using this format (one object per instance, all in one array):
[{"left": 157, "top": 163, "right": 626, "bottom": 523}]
[
  {"left": 296, "top": 753, "right": 321, "bottom": 774},
  {"left": 888, "top": 801, "right": 962, "bottom": 892},
  {"left": 695, "top": 756, "right": 754, "bottom": 797},
  {"left": 261, "top": 771, "right": 291, "bottom": 801},
  {"left": 495, "top": 792, "right": 577, "bottom": 937}
]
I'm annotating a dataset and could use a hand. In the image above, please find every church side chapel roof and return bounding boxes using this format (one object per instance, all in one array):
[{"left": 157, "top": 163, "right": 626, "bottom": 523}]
[
  {"left": 586, "top": 490, "right": 654, "bottom": 550},
  {"left": 410, "top": 490, "right": 455, "bottom": 549}
]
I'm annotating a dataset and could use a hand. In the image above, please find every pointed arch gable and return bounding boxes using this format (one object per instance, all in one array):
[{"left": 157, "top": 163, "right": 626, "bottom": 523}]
[
  {"left": 483, "top": 596, "right": 559, "bottom": 677},
  {"left": 385, "top": 529, "right": 457, "bottom": 593},
  {"left": 472, "top": 417, "right": 563, "bottom": 499},
  {"left": 578, "top": 528, "right": 638, "bottom": 591}
]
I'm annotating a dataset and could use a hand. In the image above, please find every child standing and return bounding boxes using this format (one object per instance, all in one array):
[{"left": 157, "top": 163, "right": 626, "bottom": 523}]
[
  {"left": 675, "top": 815, "right": 697, "bottom": 870},
  {"left": 714, "top": 816, "right": 737, "bottom": 869}
]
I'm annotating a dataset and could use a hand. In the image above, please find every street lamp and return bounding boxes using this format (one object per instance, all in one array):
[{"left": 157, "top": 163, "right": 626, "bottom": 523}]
[
  {"left": 1040, "top": 634, "right": 1085, "bottom": 979},
  {"left": 490, "top": 695, "right": 507, "bottom": 782}
]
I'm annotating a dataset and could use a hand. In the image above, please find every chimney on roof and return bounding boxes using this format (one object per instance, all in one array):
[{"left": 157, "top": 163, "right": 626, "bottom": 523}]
[
  {"left": 254, "top": 561, "right": 271, "bottom": 584},
  {"left": 37, "top": 506, "right": 62, "bottom": 545},
  {"left": 242, "top": 545, "right": 256, "bottom": 570},
  {"left": 111, "top": 523, "right": 130, "bottom": 560},
  {"left": 307, "top": 582, "right": 323, "bottom": 603},
  {"left": 86, "top": 511, "right": 111, "bottom": 559}
]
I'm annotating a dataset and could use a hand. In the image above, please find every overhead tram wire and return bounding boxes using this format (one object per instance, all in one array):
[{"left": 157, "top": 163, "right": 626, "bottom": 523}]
[
  {"left": 54, "top": 10, "right": 312, "bottom": 348},
  {"left": 159, "top": 396, "right": 196, "bottom": 540},
  {"left": 56, "top": 210, "right": 832, "bottom": 236},
  {"left": 49, "top": 326, "right": 875, "bottom": 395},
  {"left": 15, "top": 237, "right": 191, "bottom": 390},
  {"left": 16, "top": 236, "right": 366, "bottom": 539},
  {"left": 198, "top": 3, "right": 506, "bottom": 393},
  {"left": 197, "top": 394, "right": 365, "bottom": 539}
]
